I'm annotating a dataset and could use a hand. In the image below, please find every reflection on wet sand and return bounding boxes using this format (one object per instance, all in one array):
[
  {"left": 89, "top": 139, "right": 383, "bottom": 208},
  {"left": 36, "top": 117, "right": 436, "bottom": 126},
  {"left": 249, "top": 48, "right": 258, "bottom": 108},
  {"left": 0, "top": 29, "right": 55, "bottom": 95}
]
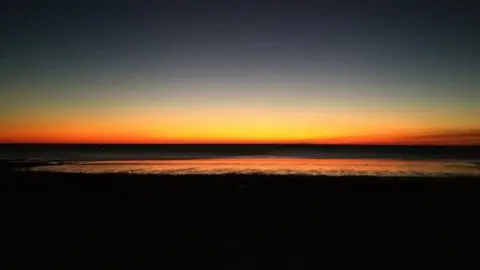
[{"left": 30, "top": 157, "right": 480, "bottom": 177}]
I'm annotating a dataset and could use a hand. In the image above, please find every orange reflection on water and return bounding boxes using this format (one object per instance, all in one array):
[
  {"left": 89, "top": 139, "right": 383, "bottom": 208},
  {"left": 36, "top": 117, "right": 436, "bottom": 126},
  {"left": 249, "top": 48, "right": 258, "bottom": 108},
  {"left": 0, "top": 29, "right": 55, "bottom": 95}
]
[{"left": 31, "top": 157, "right": 480, "bottom": 176}]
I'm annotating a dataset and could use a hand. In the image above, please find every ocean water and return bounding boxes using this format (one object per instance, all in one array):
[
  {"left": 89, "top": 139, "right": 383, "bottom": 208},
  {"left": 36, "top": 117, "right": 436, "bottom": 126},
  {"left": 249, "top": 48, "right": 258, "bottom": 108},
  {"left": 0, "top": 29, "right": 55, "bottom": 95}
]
[{"left": 2, "top": 144, "right": 479, "bottom": 176}]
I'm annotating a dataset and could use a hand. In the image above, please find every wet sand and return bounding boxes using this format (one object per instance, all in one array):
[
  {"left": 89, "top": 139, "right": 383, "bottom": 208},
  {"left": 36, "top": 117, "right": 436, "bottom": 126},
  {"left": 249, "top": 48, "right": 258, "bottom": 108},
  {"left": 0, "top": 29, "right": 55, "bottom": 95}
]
[
  {"left": 28, "top": 157, "right": 480, "bottom": 176},
  {"left": 7, "top": 164, "right": 480, "bottom": 266}
]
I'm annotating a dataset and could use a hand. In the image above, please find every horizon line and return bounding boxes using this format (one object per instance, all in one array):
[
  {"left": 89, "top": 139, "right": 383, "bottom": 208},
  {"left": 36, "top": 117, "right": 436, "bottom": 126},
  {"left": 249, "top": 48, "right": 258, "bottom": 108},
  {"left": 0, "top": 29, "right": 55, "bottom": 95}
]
[{"left": 1, "top": 142, "right": 479, "bottom": 147}]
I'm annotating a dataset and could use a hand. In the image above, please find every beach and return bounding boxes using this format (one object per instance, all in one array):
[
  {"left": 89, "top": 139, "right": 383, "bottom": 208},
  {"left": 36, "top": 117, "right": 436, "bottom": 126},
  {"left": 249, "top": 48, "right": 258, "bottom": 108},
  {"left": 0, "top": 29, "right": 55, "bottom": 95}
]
[
  {"left": 7, "top": 161, "right": 480, "bottom": 266},
  {"left": 5, "top": 0, "right": 480, "bottom": 266}
]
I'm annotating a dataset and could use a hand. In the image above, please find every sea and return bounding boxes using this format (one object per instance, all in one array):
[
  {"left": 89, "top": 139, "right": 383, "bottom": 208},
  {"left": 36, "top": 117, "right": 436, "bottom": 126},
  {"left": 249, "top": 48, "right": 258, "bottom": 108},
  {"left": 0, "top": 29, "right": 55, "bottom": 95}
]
[{"left": 1, "top": 144, "right": 479, "bottom": 177}]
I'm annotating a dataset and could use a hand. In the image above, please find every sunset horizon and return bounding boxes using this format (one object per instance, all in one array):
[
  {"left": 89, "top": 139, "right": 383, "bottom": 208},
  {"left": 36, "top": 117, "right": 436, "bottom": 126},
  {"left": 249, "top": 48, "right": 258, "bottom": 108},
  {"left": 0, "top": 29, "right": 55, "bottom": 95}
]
[
  {"left": 2, "top": 2, "right": 480, "bottom": 147},
  {"left": 5, "top": 1, "right": 480, "bottom": 261},
  {"left": 2, "top": 129, "right": 480, "bottom": 145}
]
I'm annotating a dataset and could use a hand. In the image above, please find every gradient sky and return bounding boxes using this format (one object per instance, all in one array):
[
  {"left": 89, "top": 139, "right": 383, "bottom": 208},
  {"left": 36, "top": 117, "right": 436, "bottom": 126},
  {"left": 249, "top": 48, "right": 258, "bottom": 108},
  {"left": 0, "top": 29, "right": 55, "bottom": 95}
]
[{"left": 1, "top": 0, "right": 479, "bottom": 144}]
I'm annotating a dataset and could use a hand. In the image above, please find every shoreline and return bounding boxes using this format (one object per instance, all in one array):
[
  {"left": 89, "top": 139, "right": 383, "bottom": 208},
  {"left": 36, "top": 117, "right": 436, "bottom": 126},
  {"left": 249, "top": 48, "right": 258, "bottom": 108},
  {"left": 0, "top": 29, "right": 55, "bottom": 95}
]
[{"left": 4, "top": 158, "right": 480, "bottom": 177}]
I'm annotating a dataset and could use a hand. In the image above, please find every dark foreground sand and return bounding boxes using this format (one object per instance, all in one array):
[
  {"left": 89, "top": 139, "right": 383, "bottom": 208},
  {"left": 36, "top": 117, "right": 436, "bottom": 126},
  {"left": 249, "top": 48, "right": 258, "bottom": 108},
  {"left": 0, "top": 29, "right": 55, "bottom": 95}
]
[{"left": 6, "top": 162, "right": 480, "bottom": 266}]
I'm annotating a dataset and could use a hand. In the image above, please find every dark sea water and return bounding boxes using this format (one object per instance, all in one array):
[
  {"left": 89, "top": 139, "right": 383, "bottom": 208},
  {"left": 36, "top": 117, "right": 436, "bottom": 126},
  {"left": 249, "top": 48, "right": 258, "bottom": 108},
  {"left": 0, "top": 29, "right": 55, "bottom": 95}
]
[{"left": 2, "top": 144, "right": 479, "bottom": 176}]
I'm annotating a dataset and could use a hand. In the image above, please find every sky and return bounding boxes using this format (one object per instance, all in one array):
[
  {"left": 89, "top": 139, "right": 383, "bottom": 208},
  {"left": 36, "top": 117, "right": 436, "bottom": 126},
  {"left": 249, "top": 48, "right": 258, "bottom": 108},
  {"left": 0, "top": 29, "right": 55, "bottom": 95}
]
[{"left": 1, "top": 0, "right": 479, "bottom": 144}]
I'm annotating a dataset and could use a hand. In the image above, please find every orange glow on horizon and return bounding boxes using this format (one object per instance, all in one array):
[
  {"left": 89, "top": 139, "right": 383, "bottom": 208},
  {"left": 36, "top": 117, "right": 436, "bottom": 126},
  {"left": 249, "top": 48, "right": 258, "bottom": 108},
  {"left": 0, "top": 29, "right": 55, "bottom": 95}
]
[
  {"left": 2, "top": 129, "right": 480, "bottom": 145},
  {"left": 2, "top": 105, "right": 479, "bottom": 145}
]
